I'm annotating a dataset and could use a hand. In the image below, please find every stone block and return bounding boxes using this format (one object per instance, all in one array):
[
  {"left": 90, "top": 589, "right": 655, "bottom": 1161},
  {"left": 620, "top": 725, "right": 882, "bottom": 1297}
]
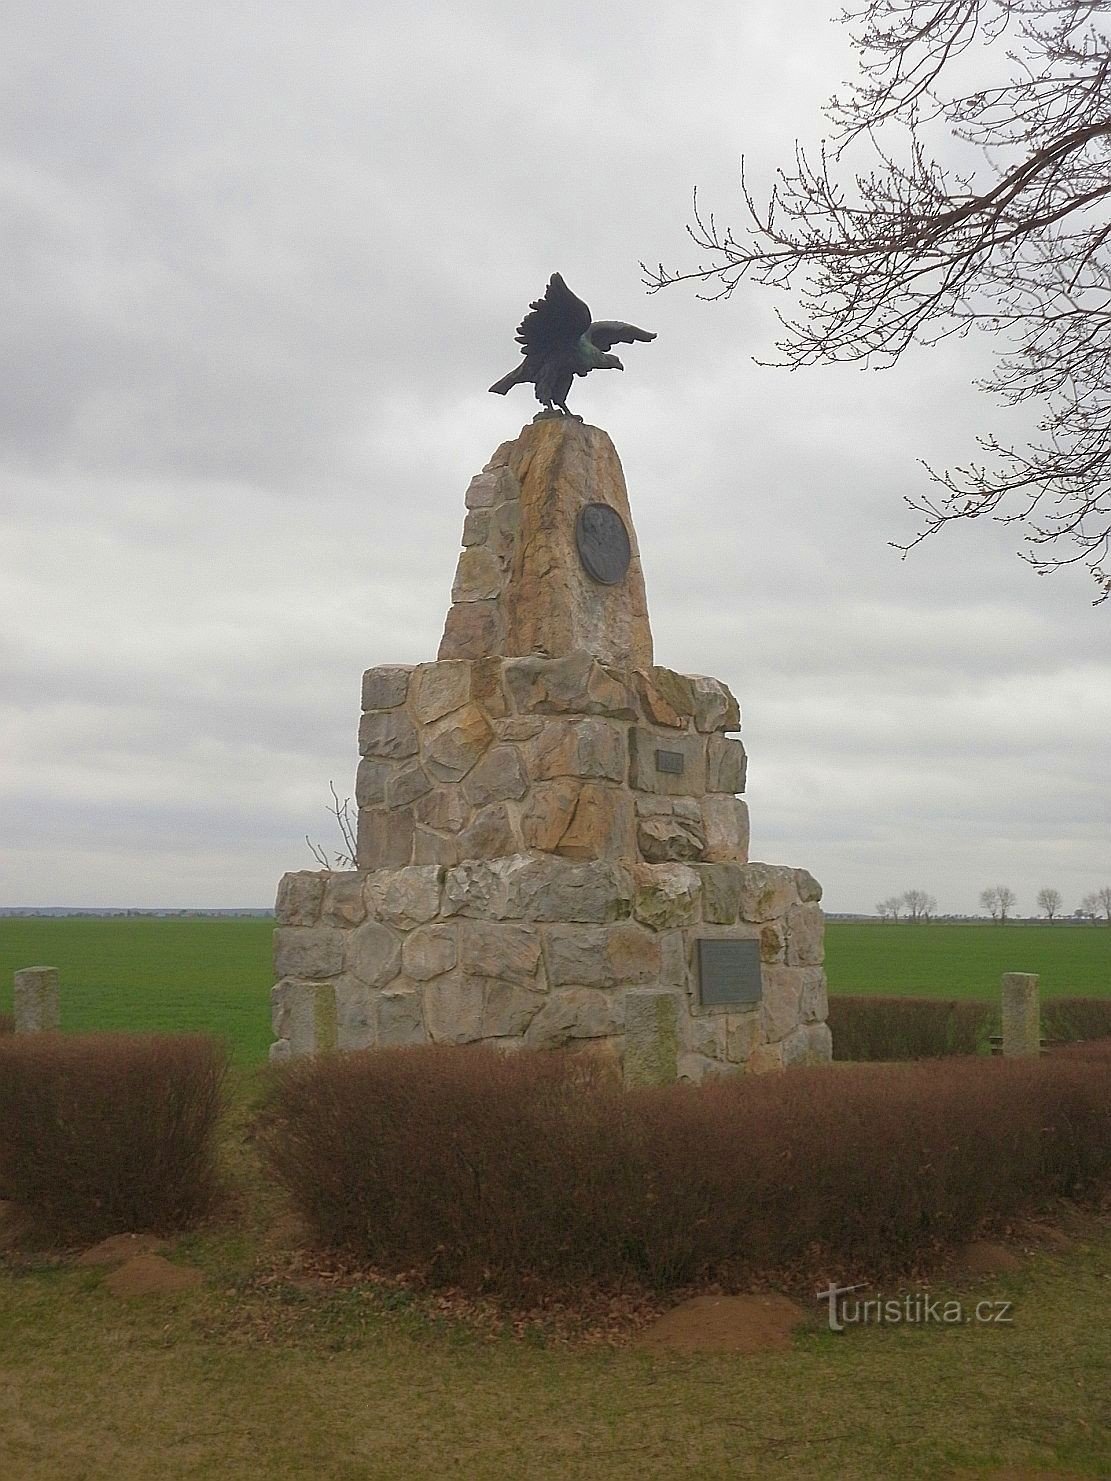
[
  {"left": 355, "top": 758, "right": 391, "bottom": 807},
  {"left": 528, "top": 718, "right": 626, "bottom": 783},
  {"left": 522, "top": 780, "right": 634, "bottom": 860},
  {"left": 414, "top": 787, "right": 469, "bottom": 833},
  {"left": 633, "top": 863, "right": 701, "bottom": 930},
  {"left": 361, "top": 665, "right": 412, "bottom": 711},
  {"left": 785, "top": 902, "right": 825, "bottom": 966},
  {"left": 274, "top": 926, "right": 345, "bottom": 980},
  {"left": 699, "top": 863, "right": 743, "bottom": 924},
  {"left": 795, "top": 869, "right": 824, "bottom": 903},
  {"left": 726, "top": 1010, "right": 761, "bottom": 1063},
  {"left": 761, "top": 965, "right": 804, "bottom": 1043},
  {"left": 451, "top": 547, "right": 502, "bottom": 603},
  {"left": 527, "top": 989, "right": 621, "bottom": 1047},
  {"left": 700, "top": 795, "right": 750, "bottom": 864},
  {"left": 465, "top": 467, "right": 518, "bottom": 507},
  {"left": 687, "top": 1012, "right": 727, "bottom": 1060},
  {"left": 343, "top": 919, "right": 402, "bottom": 988},
  {"left": 319, "top": 871, "right": 368, "bottom": 928},
  {"left": 443, "top": 855, "right": 633, "bottom": 924},
  {"left": 481, "top": 981, "right": 546, "bottom": 1037},
  {"left": 760, "top": 921, "right": 786, "bottom": 962},
  {"left": 275, "top": 871, "right": 325, "bottom": 926},
  {"left": 411, "top": 661, "right": 473, "bottom": 725},
  {"left": 781, "top": 1021, "right": 833, "bottom": 1067},
  {"left": 707, "top": 736, "right": 747, "bottom": 794},
  {"left": 358, "top": 709, "right": 418, "bottom": 760},
  {"left": 485, "top": 500, "right": 521, "bottom": 567},
  {"left": 413, "top": 828, "right": 460, "bottom": 866},
  {"left": 356, "top": 807, "right": 414, "bottom": 869},
  {"left": 472, "top": 657, "right": 509, "bottom": 719},
  {"left": 503, "top": 653, "right": 638, "bottom": 719},
  {"left": 423, "top": 974, "right": 484, "bottom": 1044},
  {"left": 461, "top": 508, "right": 489, "bottom": 546},
  {"left": 386, "top": 761, "right": 433, "bottom": 809},
  {"left": 628, "top": 727, "right": 707, "bottom": 796},
  {"left": 423, "top": 703, "right": 494, "bottom": 782},
  {"left": 623, "top": 989, "right": 680, "bottom": 1086},
  {"left": 13, "top": 966, "right": 60, "bottom": 1033},
  {"left": 497, "top": 715, "right": 543, "bottom": 742},
  {"left": 438, "top": 599, "right": 504, "bottom": 660},
  {"left": 637, "top": 815, "right": 706, "bottom": 863},
  {"left": 747, "top": 1042, "right": 786, "bottom": 1074},
  {"left": 1001, "top": 973, "right": 1040, "bottom": 1057},
  {"left": 642, "top": 666, "right": 697, "bottom": 722},
  {"left": 333, "top": 976, "right": 375, "bottom": 1050},
  {"left": 459, "top": 920, "right": 542, "bottom": 987},
  {"left": 689, "top": 675, "right": 741, "bottom": 733},
  {"left": 270, "top": 978, "right": 337, "bottom": 1057},
  {"left": 544, "top": 921, "right": 660, "bottom": 988},
  {"left": 463, "top": 745, "right": 528, "bottom": 807},
  {"left": 457, "top": 802, "right": 518, "bottom": 858},
  {"left": 401, "top": 924, "right": 457, "bottom": 981},
  {"left": 634, "top": 668, "right": 688, "bottom": 727},
  {"left": 377, "top": 990, "right": 427, "bottom": 1046},
  {"left": 659, "top": 930, "right": 687, "bottom": 987},
  {"left": 738, "top": 862, "right": 799, "bottom": 922},
  {"left": 366, "top": 865, "right": 443, "bottom": 929}
]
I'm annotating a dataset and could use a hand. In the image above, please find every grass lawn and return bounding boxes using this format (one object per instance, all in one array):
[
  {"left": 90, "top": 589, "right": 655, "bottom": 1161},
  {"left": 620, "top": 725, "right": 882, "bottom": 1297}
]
[
  {"left": 1, "top": 1065, "right": 1108, "bottom": 1481},
  {"left": 825, "top": 922, "right": 1111, "bottom": 1001},
  {"left": 0, "top": 918, "right": 274, "bottom": 1065},
  {"left": 1, "top": 917, "right": 1108, "bottom": 1065}
]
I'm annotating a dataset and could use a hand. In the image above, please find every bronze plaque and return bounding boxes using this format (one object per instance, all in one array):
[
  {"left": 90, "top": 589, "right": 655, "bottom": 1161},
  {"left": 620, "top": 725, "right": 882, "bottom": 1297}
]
[
  {"left": 655, "top": 748, "right": 684, "bottom": 775},
  {"left": 575, "top": 503, "right": 631, "bottom": 585},
  {"left": 697, "top": 938, "right": 763, "bottom": 1008}
]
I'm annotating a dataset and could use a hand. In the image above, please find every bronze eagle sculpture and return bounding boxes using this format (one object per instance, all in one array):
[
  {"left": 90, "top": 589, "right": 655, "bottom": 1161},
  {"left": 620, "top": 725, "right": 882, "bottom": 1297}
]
[{"left": 489, "top": 273, "right": 655, "bottom": 419}]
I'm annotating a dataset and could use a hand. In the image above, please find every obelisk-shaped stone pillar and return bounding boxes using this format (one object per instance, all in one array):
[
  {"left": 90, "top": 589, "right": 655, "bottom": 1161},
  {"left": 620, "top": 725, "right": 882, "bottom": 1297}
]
[{"left": 439, "top": 418, "right": 654, "bottom": 669}]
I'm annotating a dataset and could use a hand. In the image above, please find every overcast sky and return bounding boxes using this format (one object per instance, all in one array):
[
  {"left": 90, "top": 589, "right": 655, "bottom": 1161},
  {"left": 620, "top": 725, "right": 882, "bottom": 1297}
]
[{"left": 2, "top": 0, "right": 1107, "bottom": 915}]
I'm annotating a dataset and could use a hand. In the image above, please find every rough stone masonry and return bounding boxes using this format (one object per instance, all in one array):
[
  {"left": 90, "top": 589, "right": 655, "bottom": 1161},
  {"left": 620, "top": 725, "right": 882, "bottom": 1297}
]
[{"left": 270, "top": 417, "right": 832, "bottom": 1080}]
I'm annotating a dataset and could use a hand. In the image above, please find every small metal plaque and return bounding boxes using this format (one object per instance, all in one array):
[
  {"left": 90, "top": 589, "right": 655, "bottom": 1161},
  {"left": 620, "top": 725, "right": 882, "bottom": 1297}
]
[
  {"left": 575, "top": 503, "right": 631, "bottom": 585},
  {"left": 655, "top": 748, "right": 684, "bottom": 775},
  {"left": 697, "top": 938, "right": 763, "bottom": 1008}
]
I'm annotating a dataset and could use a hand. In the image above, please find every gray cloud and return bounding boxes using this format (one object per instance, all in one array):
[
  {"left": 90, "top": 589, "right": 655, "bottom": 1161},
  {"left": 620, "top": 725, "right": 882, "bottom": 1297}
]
[{"left": 1, "top": 0, "right": 1107, "bottom": 913}]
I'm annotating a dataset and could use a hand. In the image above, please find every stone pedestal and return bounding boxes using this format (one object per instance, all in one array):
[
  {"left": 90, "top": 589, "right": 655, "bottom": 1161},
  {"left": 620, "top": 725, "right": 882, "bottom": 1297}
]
[
  {"left": 1001, "top": 972, "right": 1040, "bottom": 1057},
  {"left": 270, "top": 420, "right": 831, "bottom": 1081},
  {"left": 14, "top": 966, "right": 61, "bottom": 1033}
]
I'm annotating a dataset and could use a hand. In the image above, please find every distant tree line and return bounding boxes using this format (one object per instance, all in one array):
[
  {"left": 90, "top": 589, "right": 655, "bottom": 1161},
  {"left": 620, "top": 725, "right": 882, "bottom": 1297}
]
[
  {"left": 875, "top": 885, "right": 1111, "bottom": 922},
  {"left": 876, "top": 890, "right": 937, "bottom": 924}
]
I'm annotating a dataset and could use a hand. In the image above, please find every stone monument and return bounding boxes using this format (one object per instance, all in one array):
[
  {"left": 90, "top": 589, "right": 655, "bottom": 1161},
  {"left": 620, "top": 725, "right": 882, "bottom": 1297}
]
[{"left": 270, "top": 416, "right": 831, "bottom": 1079}]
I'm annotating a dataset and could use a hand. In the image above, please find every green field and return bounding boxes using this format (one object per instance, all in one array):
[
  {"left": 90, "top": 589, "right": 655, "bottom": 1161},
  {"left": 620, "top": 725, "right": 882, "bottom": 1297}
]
[
  {"left": 825, "top": 922, "right": 1110, "bottom": 1000},
  {"left": 0, "top": 917, "right": 1107, "bottom": 1065},
  {"left": 0, "top": 918, "right": 274, "bottom": 1065}
]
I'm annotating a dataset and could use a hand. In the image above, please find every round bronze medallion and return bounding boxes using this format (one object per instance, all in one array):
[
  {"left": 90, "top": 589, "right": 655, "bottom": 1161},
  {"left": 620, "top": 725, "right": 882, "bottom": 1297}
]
[{"left": 575, "top": 503, "right": 631, "bottom": 586}]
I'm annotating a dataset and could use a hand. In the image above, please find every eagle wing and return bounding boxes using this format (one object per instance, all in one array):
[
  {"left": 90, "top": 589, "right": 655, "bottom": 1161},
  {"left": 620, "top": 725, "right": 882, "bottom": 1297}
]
[
  {"left": 514, "top": 274, "right": 592, "bottom": 356},
  {"left": 586, "top": 321, "right": 657, "bottom": 352}
]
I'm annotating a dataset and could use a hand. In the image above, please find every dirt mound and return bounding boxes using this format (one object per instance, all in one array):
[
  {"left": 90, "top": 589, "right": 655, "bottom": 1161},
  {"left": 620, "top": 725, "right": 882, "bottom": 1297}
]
[
  {"left": 103, "top": 1253, "right": 203, "bottom": 1297},
  {"left": 77, "top": 1233, "right": 168, "bottom": 1266},
  {"left": 637, "top": 1293, "right": 807, "bottom": 1354},
  {"left": 954, "top": 1241, "right": 1024, "bottom": 1276}
]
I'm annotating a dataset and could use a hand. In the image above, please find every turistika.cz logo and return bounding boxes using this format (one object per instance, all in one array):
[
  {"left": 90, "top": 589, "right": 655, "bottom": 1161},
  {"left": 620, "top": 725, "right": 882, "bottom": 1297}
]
[{"left": 816, "top": 1282, "right": 1014, "bottom": 1332}]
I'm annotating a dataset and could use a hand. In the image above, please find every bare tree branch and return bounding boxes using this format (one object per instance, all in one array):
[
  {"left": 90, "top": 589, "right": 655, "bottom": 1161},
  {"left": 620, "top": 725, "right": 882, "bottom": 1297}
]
[{"left": 644, "top": 0, "right": 1111, "bottom": 600}]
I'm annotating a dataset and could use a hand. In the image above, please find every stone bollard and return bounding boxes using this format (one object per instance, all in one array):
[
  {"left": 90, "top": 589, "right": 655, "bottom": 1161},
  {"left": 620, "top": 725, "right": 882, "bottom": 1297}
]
[
  {"left": 13, "top": 966, "right": 61, "bottom": 1033},
  {"left": 270, "top": 979, "right": 339, "bottom": 1060},
  {"left": 623, "top": 988, "right": 680, "bottom": 1086},
  {"left": 1000, "top": 973, "right": 1040, "bottom": 1057}
]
